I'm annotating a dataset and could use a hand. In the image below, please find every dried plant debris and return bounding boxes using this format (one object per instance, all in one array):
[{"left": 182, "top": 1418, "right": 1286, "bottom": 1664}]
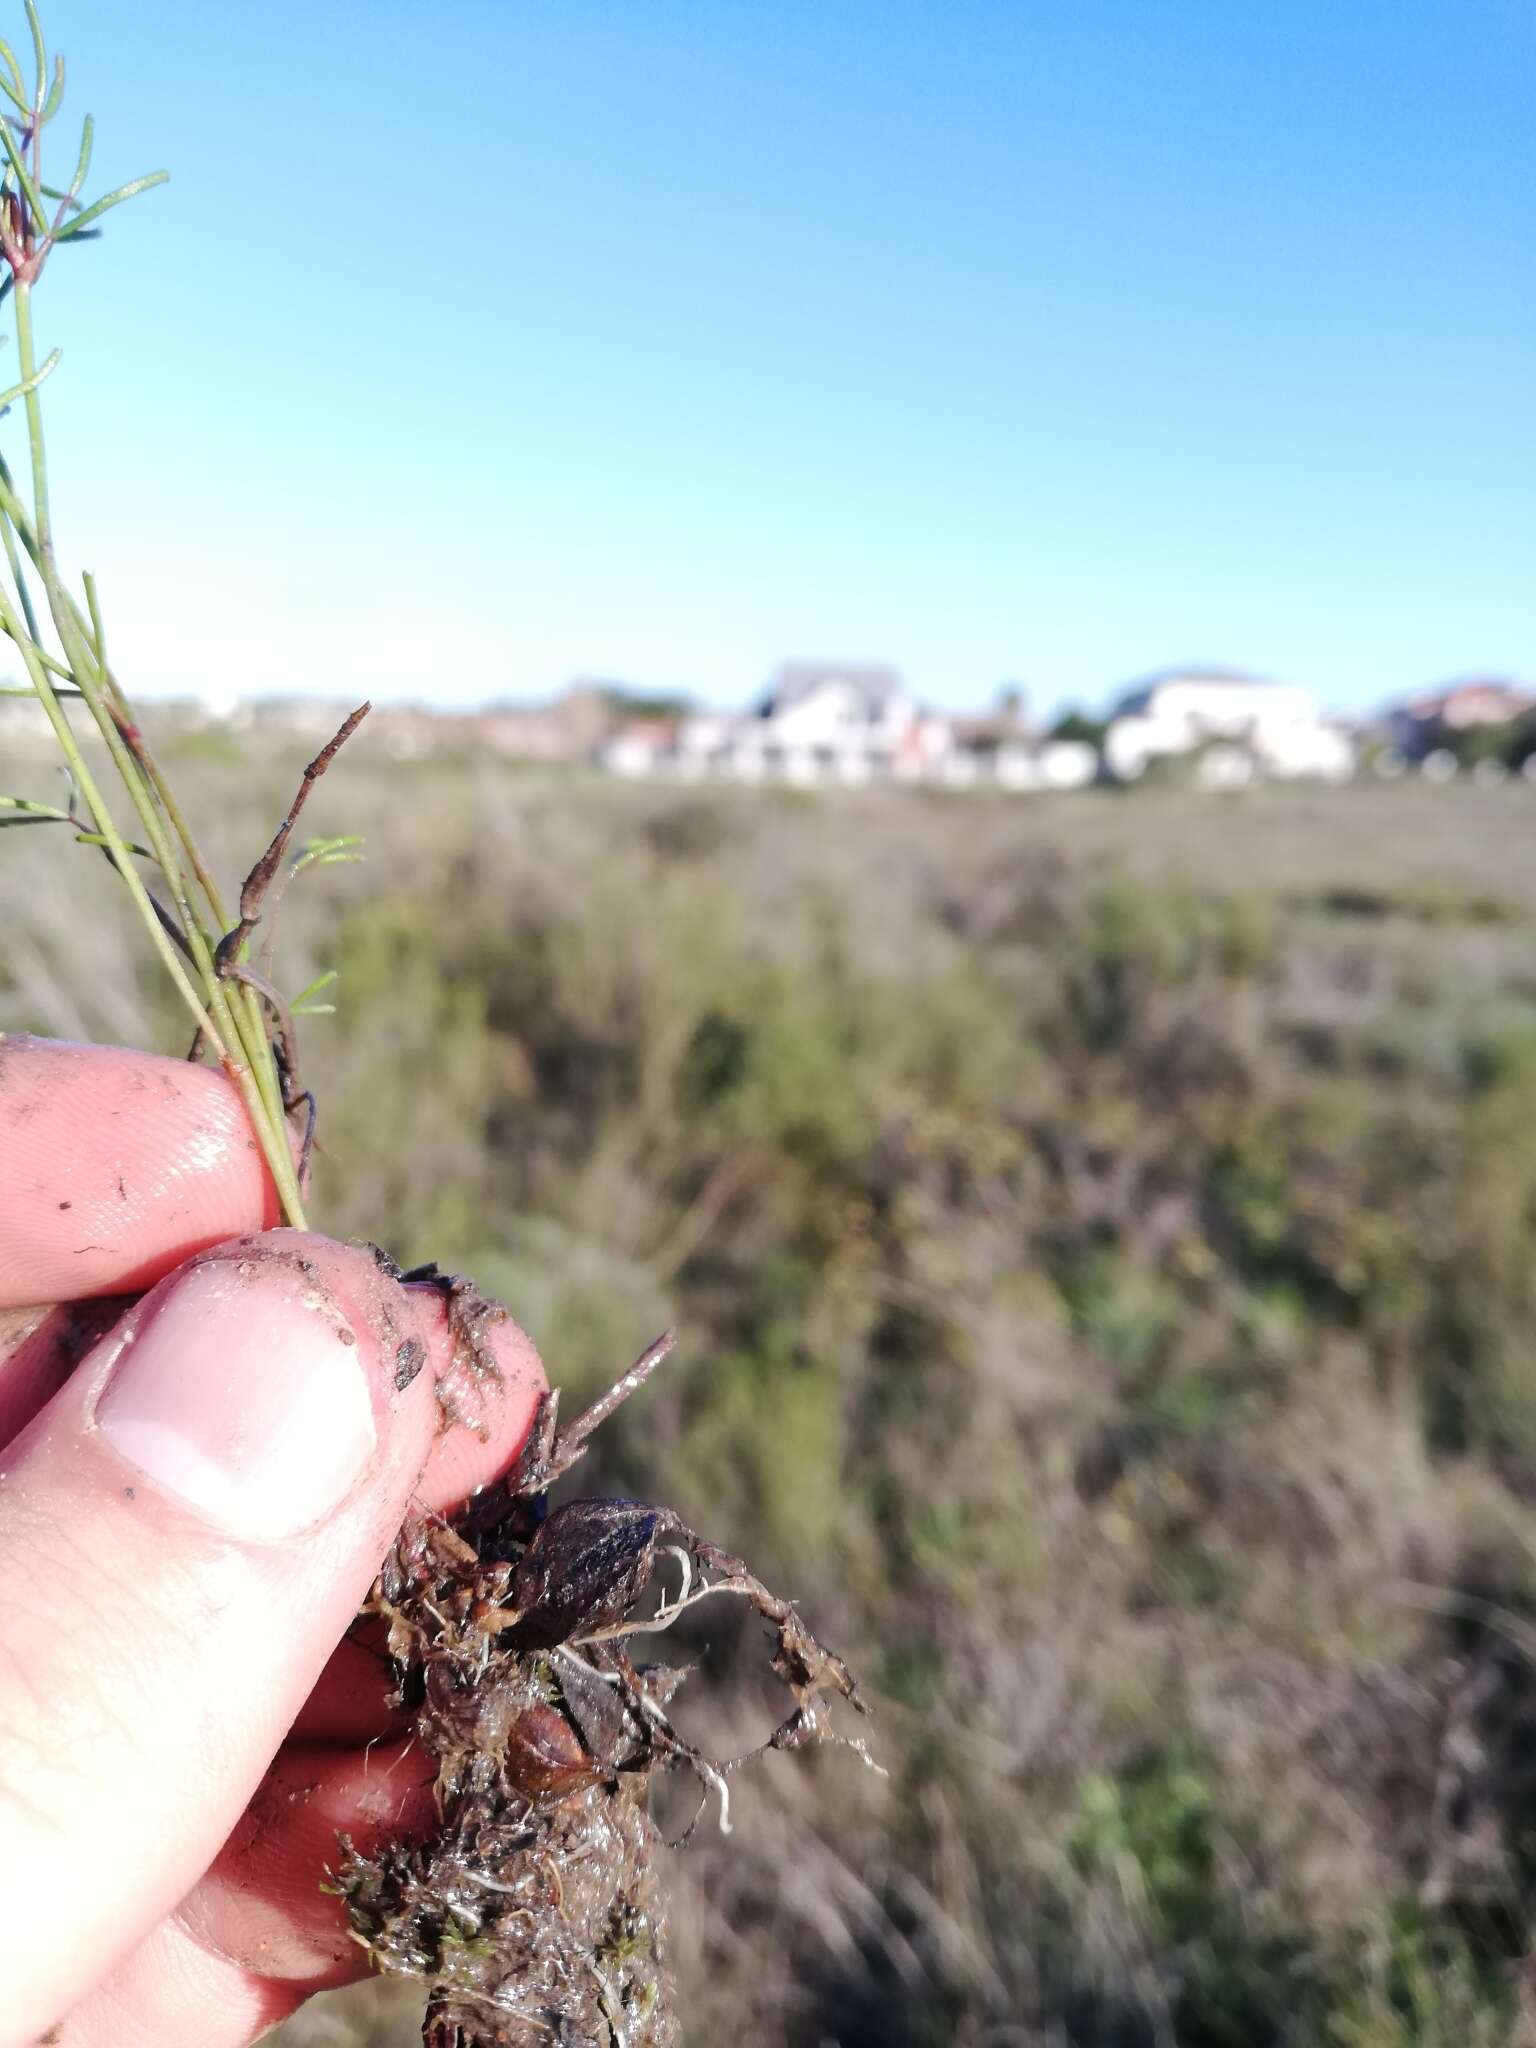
[{"left": 332, "top": 1317, "right": 875, "bottom": 2048}]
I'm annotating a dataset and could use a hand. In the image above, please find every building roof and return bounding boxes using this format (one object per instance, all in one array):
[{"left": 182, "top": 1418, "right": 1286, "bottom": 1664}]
[
  {"left": 1111, "top": 665, "right": 1277, "bottom": 718},
  {"left": 759, "top": 659, "right": 905, "bottom": 717},
  {"left": 1399, "top": 675, "right": 1536, "bottom": 718}
]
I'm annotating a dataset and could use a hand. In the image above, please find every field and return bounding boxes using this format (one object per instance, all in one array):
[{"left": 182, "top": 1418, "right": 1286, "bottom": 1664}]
[{"left": 8, "top": 737, "right": 1536, "bottom": 2045}]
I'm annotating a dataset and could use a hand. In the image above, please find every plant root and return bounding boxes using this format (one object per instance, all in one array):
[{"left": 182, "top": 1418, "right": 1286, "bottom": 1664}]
[{"left": 331, "top": 1317, "right": 871, "bottom": 2048}]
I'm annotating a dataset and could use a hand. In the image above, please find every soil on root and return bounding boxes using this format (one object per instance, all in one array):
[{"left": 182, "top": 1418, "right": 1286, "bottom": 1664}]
[{"left": 332, "top": 1284, "right": 872, "bottom": 2048}]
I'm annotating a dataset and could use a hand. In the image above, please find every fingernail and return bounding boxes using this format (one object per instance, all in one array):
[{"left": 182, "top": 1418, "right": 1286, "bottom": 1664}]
[{"left": 95, "top": 1260, "right": 377, "bottom": 1539}]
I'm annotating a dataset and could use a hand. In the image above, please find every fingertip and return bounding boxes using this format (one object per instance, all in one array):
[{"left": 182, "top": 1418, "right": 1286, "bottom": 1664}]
[
  {"left": 81, "top": 1231, "right": 550, "bottom": 1535},
  {"left": 0, "top": 1036, "right": 282, "bottom": 1307},
  {"left": 0, "top": 1230, "right": 479, "bottom": 2029},
  {"left": 408, "top": 1287, "right": 548, "bottom": 1511}
]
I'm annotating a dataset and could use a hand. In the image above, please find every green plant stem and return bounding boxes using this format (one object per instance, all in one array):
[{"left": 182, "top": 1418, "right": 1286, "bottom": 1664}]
[
  {"left": 11, "top": 279, "right": 306, "bottom": 1224},
  {"left": 0, "top": 454, "right": 234, "bottom": 924},
  {"left": 0, "top": 448, "right": 283, "bottom": 1153},
  {"left": 0, "top": 486, "right": 43, "bottom": 645},
  {"left": 0, "top": 590, "right": 219, "bottom": 1038},
  {"left": 0, "top": 42, "right": 300, "bottom": 1223}
]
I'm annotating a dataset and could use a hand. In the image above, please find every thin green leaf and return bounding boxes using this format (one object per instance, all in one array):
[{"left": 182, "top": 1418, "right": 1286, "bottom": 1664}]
[
  {"left": 74, "top": 829, "right": 154, "bottom": 857},
  {"left": 292, "top": 832, "right": 364, "bottom": 876},
  {"left": 82, "top": 566, "right": 104, "bottom": 663},
  {"left": 0, "top": 497, "right": 43, "bottom": 648},
  {"left": 40, "top": 51, "right": 62, "bottom": 123},
  {"left": 0, "top": 792, "right": 69, "bottom": 820},
  {"left": 0, "top": 342, "right": 58, "bottom": 412},
  {"left": 0, "top": 42, "right": 27, "bottom": 115},
  {"left": 60, "top": 111, "right": 90, "bottom": 210},
  {"left": 53, "top": 167, "right": 168, "bottom": 240},
  {"left": 291, "top": 969, "right": 339, "bottom": 1008},
  {"left": 0, "top": 675, "right": 78, "bottom": 693},
  {"left": 292, "top": 1001, "right": 337, "bottom": 1016},
  {"left": 0, "top": 796, "right": 153, "bottom": 861},
  {"left": 22, "top": 0, "right": 44, "bottom": 110}
]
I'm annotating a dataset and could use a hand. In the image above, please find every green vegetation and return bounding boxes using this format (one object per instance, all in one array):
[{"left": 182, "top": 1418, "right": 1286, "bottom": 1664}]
[
  {"left": 0, "top": 2, "right": 317, "bottom": 1226},
  {"left": 5, "top": 9, "right": 1530, "bottom": 2040},
  {"left": 1430, "top": 710, "right": 1536, "bottom": 776},
  {"left": 9, "top": 758, "right": 1536, "bottom": 2044}
]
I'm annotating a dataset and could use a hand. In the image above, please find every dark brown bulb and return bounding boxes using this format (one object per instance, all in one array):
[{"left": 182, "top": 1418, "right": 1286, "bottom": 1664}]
[{"left": 503, "top": 1703, "right": 603, "bottom": 1796}]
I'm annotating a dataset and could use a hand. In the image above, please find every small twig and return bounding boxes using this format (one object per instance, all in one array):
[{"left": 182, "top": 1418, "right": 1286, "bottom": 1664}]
[
  {"left": 215, "top": 701, "right": 369, "bottom": 975},
  {"left": 546, "top": 1328, "right": 677, "bottom": 1483}
]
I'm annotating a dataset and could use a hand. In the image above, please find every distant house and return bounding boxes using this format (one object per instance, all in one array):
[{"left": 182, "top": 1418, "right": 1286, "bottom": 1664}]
[
  {"left": 727, "top": 661, "right": 948, "bottom": 784},
  {"left": 1383, "top": 677, "right": 1536, "bottom": 762},
  {"left": 668, "top": 661, "right": 952, "bottom": 785},
  {"left": 1103, "top": 667, "right": 1353, "bottom": 786},
  {"left": 604, "top": 717, "right": 683, "bottom": 778},
  {"left": 601, "top": 660, "right": 1105, "bottom": 791}
]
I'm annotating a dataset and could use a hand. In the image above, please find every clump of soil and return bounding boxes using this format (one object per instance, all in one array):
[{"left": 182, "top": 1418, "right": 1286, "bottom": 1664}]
[{"left": 332, "top": 1285, "right": 871, "bottom": 2047}]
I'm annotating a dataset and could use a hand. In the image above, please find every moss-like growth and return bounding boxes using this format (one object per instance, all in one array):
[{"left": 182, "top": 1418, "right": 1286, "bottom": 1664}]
[{"left": 332, "top": 1294, "right": 871, "bottom": 2047}]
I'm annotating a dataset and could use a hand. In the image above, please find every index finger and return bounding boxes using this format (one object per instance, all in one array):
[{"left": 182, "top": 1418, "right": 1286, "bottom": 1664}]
[{"left": 0, "top": 1034, "right": 283, "bottom": 1307}]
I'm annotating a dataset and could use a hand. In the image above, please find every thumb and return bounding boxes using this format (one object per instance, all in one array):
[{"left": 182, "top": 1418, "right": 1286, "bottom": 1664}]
[{"left": 0, "top": 1233, "right": 521, "bottom": 2047}]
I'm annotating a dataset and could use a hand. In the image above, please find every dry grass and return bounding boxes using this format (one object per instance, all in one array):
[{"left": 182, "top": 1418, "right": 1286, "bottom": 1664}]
[{"left": 7, "top": 731, "right": 1536, "bottom": 2044}]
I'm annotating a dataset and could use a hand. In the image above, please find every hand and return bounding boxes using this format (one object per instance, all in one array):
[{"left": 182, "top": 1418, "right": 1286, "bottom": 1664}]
[{"left": 0, "top": 1035, "right": 547, "bottom": 2048}]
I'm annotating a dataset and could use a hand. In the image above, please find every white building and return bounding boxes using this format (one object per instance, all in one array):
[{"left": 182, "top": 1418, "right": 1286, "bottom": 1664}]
[
  {"left": 688, "top": 661, "right": 950, "bottom": 784},
  {"left": 1104, "top": 668, "right": 1353, "bottom": 787},
  {"left": 600, "top": 662, "right": 1100, "bottom": 792}
]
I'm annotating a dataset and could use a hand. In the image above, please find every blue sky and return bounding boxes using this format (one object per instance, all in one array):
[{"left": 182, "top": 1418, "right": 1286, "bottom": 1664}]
[{"left": 11, "top": 0, "right": 1535, "bottom": 718}]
